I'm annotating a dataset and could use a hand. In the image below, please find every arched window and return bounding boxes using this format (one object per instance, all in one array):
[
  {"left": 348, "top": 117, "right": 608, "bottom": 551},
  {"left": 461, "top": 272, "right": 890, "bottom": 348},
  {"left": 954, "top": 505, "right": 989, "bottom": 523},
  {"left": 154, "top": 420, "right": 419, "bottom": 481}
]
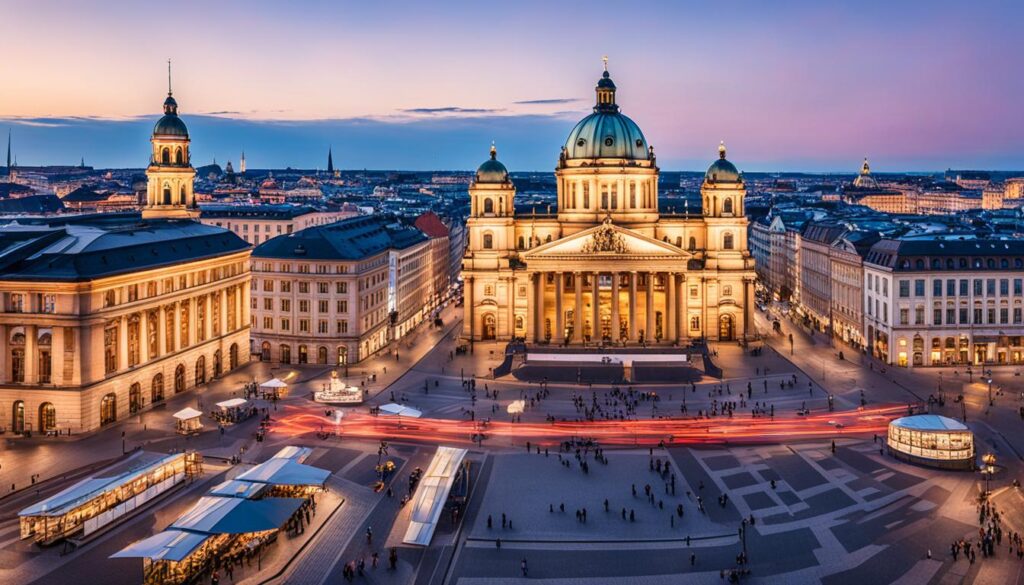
[
  {"left": 174, "top": 364, "right": 186, "bottom": 393},
  {"left": 1001, "top": 259, "right": 1009, "bottom": 269},
  {"left": 515, "top": 315, "right": 525, "bottom": 331},
  {"left": 161, "top": 148, "right": 170, "bottom": 164},
  {"left": 175, "top": 147, "right": 183, "bottom": 164},
  {"left": 689, "top": 237, "right": 697, "bottom": 251},
  {"left": 690, "top": 316, "right": 700, "bottom": 331},
  {"left": 152, "top": 373, "right": 165, "bottom": 403},
  {"left": 129, "top": 383, "right": 141, "bottom": 413},
  {"left": 483, "top": 198, "right": 494, "bottom": 214},
  {"left": 337, "top": 346, "right": 348, "bottom": 366},
  {"left": 213, "top": 349, "right": 222, "bottom": 377},
  {"left": 517, "top": 236, "right": 525, "bottom": 250},
  {"left": 12, "top": 401, "right": 25, "bottom": 434},
  {"left": 987, "top": 259, "right": 995, "bottom": 269},
  {"left": 318, "top": 346, "right": 328, "bottom": 364},
  {"left": 723, "top": 233, "right": 735, "bottom": 250},
  {"left": 100, "top": 393, "right": 117, "bottom": 425},
  {"left": 298, "top": 345, "right": 308, "bottom": 364},
  {"left": 675, "top": 237, "right": 682, "bottom": 247},
  {"left": 180, "top": 185, "right": 187, "bottom": 205},
  {"left": 229, "top": 343, "right": 239, "bottom": 369},
  {"left": 483, "top": 233, "right": 493, "bottom": 249},
  {"left": 11, "top": 347, "right": 25, "bottom": 383},
  {"left": 39, "top": 402, "right": 56, "bottom": 432},
  {"left": 162, "top": 185, "right": 172, "bottom": 205},
  {"left": 280, "top": 344, "right": 291, "bottom": 364},
  {"left": 260, "top": 341, "right": 271, "bottom": 361},
  {"left": 915, "top": 259, "right": 925, "bottom": 270},
  {"left": 195, "top": 356, "right": 206, "bottom": 386},
  {"left": 723, "top": 198, "right": 733, "bottom": 214},
  {"left": 946, "top": 259, "right": 955, "bottom": 269}
]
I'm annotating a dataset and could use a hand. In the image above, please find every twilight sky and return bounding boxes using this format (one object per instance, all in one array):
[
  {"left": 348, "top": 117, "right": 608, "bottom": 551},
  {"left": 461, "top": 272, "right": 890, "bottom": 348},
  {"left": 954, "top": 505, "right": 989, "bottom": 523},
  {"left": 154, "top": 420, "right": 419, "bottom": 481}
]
[{"left": 1, "top": 0, "right": 1022, "bottom": 172}]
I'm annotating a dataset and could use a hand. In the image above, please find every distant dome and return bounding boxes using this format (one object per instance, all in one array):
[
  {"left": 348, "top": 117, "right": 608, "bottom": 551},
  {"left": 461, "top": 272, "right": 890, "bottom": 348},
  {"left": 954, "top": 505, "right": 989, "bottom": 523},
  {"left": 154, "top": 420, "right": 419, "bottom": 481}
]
[
  {"left": 853, "top": 158, "right": 878, "bottom": 188},
  {"left": 705, "top": 142, "right": 741, "bottom": 183},
  {"left": 475, "top": 145, "right": 509, "bottom": 184},
  {"left": 564, "top": 68, "right": 649, "bottom": 161},
  {"left": 261, "top": 176, "right": 279, "bottom": 190}
]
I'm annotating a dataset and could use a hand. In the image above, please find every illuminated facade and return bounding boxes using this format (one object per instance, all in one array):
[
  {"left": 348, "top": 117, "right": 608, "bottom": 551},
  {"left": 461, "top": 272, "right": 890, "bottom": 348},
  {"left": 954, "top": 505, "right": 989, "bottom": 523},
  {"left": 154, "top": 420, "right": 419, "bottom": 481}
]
[
  {"left": 0, "top": 82, "right": 251, "bottom": 433},
  {"left": 462, "top": 66, "right": 755, "bottom": 345}
]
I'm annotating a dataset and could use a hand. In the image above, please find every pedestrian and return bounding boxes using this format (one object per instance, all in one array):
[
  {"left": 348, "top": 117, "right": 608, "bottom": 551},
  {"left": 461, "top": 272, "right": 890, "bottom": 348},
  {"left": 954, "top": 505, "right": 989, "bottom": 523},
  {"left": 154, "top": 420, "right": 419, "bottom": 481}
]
[
  {"left": 496, "top": 538, "right": 502, "bottom": 549},
  {"left": 521, "top": 558, "right": 528, "bottom": 577},
  {"left": 690, "top": 553, "right": 696, "bottom": 566},
  {"left": 488, "top": 514, "right": 493, "bottom": 528},
  {"left": 389, "top": 547, "right": 398, "bottom": 570}
]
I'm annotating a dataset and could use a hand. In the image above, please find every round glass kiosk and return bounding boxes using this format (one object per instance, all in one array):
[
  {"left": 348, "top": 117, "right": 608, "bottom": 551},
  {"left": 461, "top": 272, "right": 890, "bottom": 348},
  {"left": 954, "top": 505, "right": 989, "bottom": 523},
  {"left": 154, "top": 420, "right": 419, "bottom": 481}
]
[{"left": 886, "top": 414, "right": 975, "bottom": 470}]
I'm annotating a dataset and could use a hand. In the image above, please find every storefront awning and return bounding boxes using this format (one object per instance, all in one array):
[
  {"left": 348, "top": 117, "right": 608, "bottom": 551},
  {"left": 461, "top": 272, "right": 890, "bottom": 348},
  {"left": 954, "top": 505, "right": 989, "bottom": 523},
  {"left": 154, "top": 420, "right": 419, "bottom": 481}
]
[
  {"left": 235, "top": 459, "right": 330, "bottom": 487},
  {"left": 171, "top": 496, "right": 303, "bottom": 534},
  {"left": 20, "top": 452, "right": 182, "bottom": 517},
  {"left": 110, "top": 530, "right": 209, "bottom": 562}
]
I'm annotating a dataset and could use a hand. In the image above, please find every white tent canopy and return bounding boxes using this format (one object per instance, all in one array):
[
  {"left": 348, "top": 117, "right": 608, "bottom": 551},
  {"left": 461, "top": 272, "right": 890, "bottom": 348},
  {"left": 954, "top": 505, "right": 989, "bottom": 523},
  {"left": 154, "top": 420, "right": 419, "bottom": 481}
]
[
  {"left": 173, "top": 407, "right": 203, "bottom": 420},
  {"left": 379, "top": 403, "right": 422, "bottom": 418},
  {"left": 260, "top": 378, "right": 288, "bottom": 389},
  {"left": 216, "top": 398, "right": 249, "bottom": 409}
]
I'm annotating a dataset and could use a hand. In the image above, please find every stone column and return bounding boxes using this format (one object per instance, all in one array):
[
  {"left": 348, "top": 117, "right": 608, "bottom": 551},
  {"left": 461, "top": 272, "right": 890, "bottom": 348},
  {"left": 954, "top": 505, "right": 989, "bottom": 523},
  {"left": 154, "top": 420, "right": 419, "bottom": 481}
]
[
  {"left": 667, "top": 272, "right": 676, "bottom": 342},
  {"left": 25, "top": 324, "right": 38, "bottom": 383},
  {"left": 139, "top": 310, "right": 149, "bottom": 363},
  {"left": 219, "top": 288, "right": 228, "bottom": 337},
  {"left": 645, "top": 273, "right": 654, "bottom": 342},
  {"left": 203, "top": 294, "right": 212, "bottom": 342},
  {"left": 173, "top": 301, "right": 181, "bottom": 352},
  {"left": 527, "top": 273, "right": 537, "bottom": 342},
  {"left": 591, "top": 273, "right": 600, "bottom": 342},
  {"left": 680, "top": 276, "right": 690, "bottom": 343},
  {"left": 52, "top": 327, "right": 65, "bottom": 386},
  {"left": 240, "top": 283, "right": 251, "bottom": 331},
  {"left": 628, "top": 271, "right": 638, "bottom": 341},
  {"left": 744, "top": 278, "right": 752, "bottom": 339},
  {"left": 467, "top": 276, "right": 475, "bottom": 341},
  {"left": 554, "top": 272, "right": 564, "bottom": 344},
  {"left": 188, "top": 297, "right": 198, "bottom": 347},
  {"left": 611, "top": 272, "right": 620, "bottom": 342},
  {"left": 536, "top": 272, "right": 546, "bottom": 342},
  {"left": 574, "top": 272, "right": 583, "bottom": 344},
  {"left": 158, "top": 306, "right": 168, "bottom": 355},
  {"left": 117, "top": 317, "right": 129, "bottom": 371}
]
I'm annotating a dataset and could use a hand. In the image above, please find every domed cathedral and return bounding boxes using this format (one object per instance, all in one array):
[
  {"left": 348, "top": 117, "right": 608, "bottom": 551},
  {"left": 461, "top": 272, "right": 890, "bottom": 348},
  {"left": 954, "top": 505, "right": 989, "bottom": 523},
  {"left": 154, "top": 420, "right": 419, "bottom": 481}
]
[
  {"left": 143, "top": 61, "right": 199, "bottom": 220},
  {"left": 462, "top": 63, "right": 756, "bottom": 346}
]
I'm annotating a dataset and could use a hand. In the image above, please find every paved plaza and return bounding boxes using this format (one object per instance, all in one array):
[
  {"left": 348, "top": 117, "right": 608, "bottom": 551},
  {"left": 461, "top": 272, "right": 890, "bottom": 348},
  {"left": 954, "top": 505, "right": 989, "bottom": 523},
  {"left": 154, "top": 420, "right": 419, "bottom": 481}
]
[{"left": 2, "top": 304, "right": 1024, "bottom": 584}]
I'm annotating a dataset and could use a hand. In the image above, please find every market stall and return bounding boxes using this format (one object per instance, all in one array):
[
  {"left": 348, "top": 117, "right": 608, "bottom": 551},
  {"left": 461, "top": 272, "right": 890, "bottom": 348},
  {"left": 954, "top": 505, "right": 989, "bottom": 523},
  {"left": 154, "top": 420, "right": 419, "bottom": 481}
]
[
  {"left": 214, "top": 398, "right": 253, "bottom": 424},
  {"left": 260, "top": 378, "right": 289, "bottom": 399},
  {"left": 20, "top": 451, "right": 200, "bottom": 545},
  {"left": 172, "top": 408, "right": 203, "bottom": 435}
]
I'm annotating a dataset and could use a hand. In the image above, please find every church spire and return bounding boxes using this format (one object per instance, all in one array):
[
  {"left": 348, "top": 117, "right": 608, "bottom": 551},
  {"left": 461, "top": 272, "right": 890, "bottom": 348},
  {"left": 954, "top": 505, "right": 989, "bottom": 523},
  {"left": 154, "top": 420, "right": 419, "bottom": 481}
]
[
  {"left": 5, "top": 129, "right": 10, "bottom": 175},
  {"left": 327, "top": 147, "right": 334, "bottom": 174}
]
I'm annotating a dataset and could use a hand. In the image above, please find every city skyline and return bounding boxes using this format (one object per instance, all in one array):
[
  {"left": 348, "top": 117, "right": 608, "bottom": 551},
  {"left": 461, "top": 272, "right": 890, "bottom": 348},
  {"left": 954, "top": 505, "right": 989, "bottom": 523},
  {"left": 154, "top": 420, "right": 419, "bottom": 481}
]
[{"left": 2, "top": 0, "right": 1023, "bottom": 171}]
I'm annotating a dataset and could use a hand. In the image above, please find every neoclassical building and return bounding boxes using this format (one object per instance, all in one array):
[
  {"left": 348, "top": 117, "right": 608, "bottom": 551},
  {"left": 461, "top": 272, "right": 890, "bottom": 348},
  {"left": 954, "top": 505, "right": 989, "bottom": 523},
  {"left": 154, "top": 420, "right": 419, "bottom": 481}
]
[
  {"left": 0, "top": 83, "right": 251, "bottom": 433},
  {"left": 462, "top": 66, "right": 755, "bottom": 345}
]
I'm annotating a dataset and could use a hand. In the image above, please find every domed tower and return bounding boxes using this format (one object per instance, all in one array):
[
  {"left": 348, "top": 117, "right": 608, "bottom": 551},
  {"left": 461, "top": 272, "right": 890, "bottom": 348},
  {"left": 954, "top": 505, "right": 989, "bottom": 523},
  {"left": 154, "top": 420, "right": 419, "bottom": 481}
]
[
  {"left": 463, "top": 144, "right": 517, "bottom": 343},
  {"left": 701, "top": 142, "right": 747, "bottom": 255},
  {"left": 143, "top": 62, "right": 198, "bottom": 220},
  {"left": 556, "top": 60, "right": 659, "bottom": 226},
  {"left": 852, "top": 157, "right": 877, "bottom": 188}
]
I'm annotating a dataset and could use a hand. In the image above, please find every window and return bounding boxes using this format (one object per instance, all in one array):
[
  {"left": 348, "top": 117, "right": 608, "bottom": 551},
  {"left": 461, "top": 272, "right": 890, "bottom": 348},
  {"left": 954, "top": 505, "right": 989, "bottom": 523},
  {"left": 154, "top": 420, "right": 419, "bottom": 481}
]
[
  {"left": 933, "top": 308, "right": 942, "bottom": 324},
  {"left": 1015, "top": 308, "right": 1022, "bottom": 324},
  {"left": 281, "top": 318, "right": 290, "bottom": 330},
  {"left": 988, "top": 308, "right": 996, "bottom": 324},
  {"left": 483, "top": 233, "right": 493, "bottom": 249},
  {"left": 723, "top": 198, "right": 733, "bottom": 214},
  {"left": 688, "top": 237, "right": 696, "bottom": 251},
  {"left": 318, "top": 320, "right": 328, "bottom": 334},
  {"left": 1000, "top": 308, "right": 1009, "bottom": 324},
  {"left": 914, "top": 279, "right": 925, "bottom": 297},
  {"left": 299, "top": 319, "right": 310, "bottom": 332},
  {"left": 915, "top": 306, "right": 924, "bottom": 325},
  {"left": 933, "top": 280, "right": 942, "bottom": 297},
  {"left": 263, "top": 280, "right": 274, "bottom": 292},
  {"left": 960, "top": 279, "right": 968, "bottom": 296},
  {"left": 947, "top": 279, "right": 956, "bottom": 296},
  {"left": 882, "top": 279, "right": 888, "bottom": 296},
  {"left": 264, "top": 298, "right": 273, "bottom": 310},
  {"left": 690, "top": 316, "right": 700, "bottom": 331},
  {"left": 128, "top": 284, "right": 138, "bottom": 302},
  {"left": 319, "top": 300, "right": 329, "bottom": 313},
  {"left": 483, "top": 198, "right": 494, "bottom": 214},
  {"left": 960, "top": 308, "right": 968, "bottom": 324},
  {"left": 946, "top": 307, "right": 955, "bottom": 324},
  {"left": 336, "top": 282, "right": 347, "bottom": 294},
  {"left": 722, "top": 285, "right": 732, "bottom": 297},
  {"left": 899, "top": 308, "right": 909, "bottom": 325},
  {"left": 263, "top": 316, "right": 273, "bottom": 329},
  {"left": 974, "top": 280, "right": 983, "bottom": 296},
  {"left": 987, "top": 279, "right": 995, "bottom": 296},
  {"left": 281, "top": 299, "right": 290, "bottom": 311},
  {"left": 337, "top": 300, "right": 348, "bottom": 313},
  {"left": 974, "top": 308, "right": 983, "bottom": 324},
  {"left": 723, "top": 233, "right": 734, "bottom": 250},
  {"left": 1000, "top": 279, "right": 1009, "bottom": 296},
  {"left": 299, "top": 282, "right": 309, "bottom": 293},
  {"left": 104, "top": 325, "right": 118, "bottom": 374},
  {"left": 1016, "top": 279, "right": 1023, "bottom": 296},
  {"left": 299, "top": 300, "right": 309, "bottom": 312},
  {"left": 898, "top": 280, "right": 910, "bottom": 298},
  {"left": 281, "top": 281, "right": 292, "bottom": 293},
  {"left": 41, "top": 294, "right": 56, "bottom": 313}
]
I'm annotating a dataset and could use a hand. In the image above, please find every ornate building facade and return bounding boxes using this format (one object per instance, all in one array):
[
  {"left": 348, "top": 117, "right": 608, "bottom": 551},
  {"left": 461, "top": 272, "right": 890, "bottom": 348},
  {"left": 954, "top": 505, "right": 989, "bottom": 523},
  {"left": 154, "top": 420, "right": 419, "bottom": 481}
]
[
  {"left": 462, "top": 67, "right": 755, "bottom": 345},
  {"left": 0, "top": 83, "right": 251, "bottom": 433}
]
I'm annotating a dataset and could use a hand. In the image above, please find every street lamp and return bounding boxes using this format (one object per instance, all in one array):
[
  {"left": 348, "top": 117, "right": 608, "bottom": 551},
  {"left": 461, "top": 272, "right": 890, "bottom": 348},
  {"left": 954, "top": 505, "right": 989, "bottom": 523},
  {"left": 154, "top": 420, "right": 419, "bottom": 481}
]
[
  {"left": 982, "top": 453, "right": 996, "bottom": 497},
  {"left": 987, "top": 377, "right": 994, "bottom": 407}
]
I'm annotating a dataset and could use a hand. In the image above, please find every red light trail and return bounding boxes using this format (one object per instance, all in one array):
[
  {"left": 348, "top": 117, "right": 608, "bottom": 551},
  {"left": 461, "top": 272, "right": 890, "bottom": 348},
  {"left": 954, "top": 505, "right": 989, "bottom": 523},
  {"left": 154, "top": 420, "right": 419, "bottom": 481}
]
[{"left": 270, "top": 404, "right": 906, "bottom": 448}]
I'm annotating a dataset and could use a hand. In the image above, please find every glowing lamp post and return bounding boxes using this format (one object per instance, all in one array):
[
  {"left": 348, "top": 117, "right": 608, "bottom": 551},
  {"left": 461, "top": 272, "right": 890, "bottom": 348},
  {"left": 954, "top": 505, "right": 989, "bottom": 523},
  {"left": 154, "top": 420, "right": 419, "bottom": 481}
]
[{"left": 982, "top": 453, "right": 997, "bottom": 497}]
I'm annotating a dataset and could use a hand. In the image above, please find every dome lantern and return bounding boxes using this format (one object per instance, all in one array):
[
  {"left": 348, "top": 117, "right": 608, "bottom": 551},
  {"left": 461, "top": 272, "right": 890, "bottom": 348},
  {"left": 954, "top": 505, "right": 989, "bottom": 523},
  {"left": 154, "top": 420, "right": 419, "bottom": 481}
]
[{"left": 474, "top": 142, "right": 510, "bottom": 184}]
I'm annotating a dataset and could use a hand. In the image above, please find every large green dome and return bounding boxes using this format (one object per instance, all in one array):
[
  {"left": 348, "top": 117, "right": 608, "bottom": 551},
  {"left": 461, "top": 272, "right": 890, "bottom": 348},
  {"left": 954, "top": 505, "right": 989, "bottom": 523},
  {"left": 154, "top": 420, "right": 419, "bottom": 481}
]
[{"left": 563, "top": 69, "right": 649, "bottom": 161}]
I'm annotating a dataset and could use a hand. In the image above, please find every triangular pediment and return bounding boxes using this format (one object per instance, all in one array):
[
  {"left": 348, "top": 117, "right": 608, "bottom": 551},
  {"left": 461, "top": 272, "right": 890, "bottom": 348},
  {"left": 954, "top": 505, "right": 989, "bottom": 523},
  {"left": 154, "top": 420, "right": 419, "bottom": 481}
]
[{"left": 522, "top": 220, "right": 691, "bottom": 259}]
